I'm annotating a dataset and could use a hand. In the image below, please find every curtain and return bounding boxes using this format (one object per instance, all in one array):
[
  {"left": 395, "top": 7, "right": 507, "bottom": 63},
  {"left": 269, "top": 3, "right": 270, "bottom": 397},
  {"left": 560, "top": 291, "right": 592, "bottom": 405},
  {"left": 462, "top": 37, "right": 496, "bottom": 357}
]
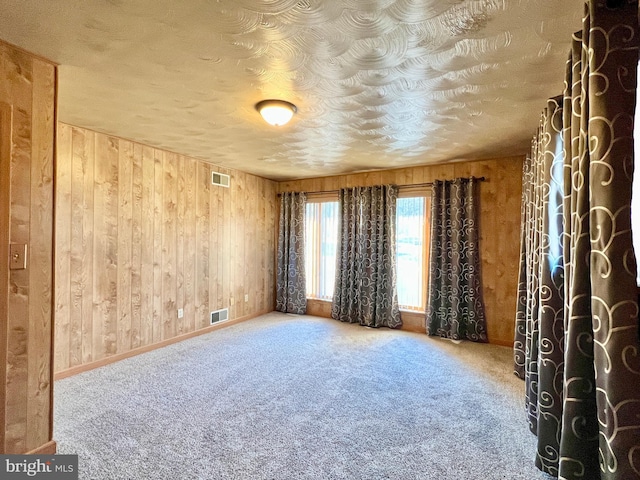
[
  {"left": 514, "top": 2, "right": 640, "bottom": 479},
  {"left": 276, "top": 192, "right": 307, "bottom": 314},
  {"left": 331, "top": 185, "right": 402, "bottom": 328},
  {"left": 426, "top": 177, "right": 487, "bottom": 342}
]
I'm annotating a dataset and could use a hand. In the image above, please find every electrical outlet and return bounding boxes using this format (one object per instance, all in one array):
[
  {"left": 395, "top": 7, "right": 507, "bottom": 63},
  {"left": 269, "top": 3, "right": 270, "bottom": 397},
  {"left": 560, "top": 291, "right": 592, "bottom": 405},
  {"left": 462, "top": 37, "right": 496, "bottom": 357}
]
[
  {"left": 244, "top": 294, "right": 249, "bottom": 302},
  {"left": 177, "top": 308, "right": 184, "bottom": 319},
  {"left": 10, "top": 244, "right": 27, "bottom": 270}
]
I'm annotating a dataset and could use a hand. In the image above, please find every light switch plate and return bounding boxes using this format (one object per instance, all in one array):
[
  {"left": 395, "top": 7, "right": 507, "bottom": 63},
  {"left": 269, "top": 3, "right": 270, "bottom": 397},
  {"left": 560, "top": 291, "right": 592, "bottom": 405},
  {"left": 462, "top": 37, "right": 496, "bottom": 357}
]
[{"left": 10, "top": 244, "right": 27, "bottom": 270}]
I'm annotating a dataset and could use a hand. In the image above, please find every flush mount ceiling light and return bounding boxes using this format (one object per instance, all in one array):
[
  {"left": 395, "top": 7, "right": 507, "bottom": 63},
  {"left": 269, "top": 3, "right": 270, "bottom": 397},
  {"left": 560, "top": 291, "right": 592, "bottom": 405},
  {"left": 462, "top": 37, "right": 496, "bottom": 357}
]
[{"left": 255, "top": 99, "right": 297, "bottom": 127}]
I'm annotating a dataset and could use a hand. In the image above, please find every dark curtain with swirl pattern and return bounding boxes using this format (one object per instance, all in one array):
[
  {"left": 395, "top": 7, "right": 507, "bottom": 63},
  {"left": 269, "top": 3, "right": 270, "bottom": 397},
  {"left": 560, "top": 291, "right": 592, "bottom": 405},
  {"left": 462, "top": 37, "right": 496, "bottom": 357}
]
[
  {"left": 514, "top": 2, "right": 640, "bottom": 479},
  {"left": 426, "top": 177, "right": 487, "bottom": 342},
  {"left": 276, "top": 192, "right": 307, "bottom": 314},
  {"left": 331, "top": 185, "right": 402, "bottom": 328}
]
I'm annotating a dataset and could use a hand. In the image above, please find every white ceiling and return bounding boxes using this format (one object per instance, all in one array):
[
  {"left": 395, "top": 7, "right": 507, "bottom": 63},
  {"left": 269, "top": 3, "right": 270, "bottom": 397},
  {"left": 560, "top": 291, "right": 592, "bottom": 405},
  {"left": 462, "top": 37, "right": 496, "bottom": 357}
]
[{"left": 0, "top": 0, "right": 583, "bottom": 180}]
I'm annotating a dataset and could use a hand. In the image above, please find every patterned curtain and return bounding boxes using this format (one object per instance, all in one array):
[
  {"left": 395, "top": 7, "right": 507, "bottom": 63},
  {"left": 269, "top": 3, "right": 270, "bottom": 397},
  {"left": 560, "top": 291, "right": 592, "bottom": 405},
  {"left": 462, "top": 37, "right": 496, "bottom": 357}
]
[
  {"left": 331, "top": 185, "right": 402, "bottom": 328},
  {"left": 426, "top": 177, "right": 487, "bottom": 342},
  {"left": 514, "top": 97, "right": 568, "bottom": 473},
  {"left": 276, "top": 192, "right": 307, "bottom": 314},
  {"left": 514, "top": 2, "right": 640, "bottom": 479}
]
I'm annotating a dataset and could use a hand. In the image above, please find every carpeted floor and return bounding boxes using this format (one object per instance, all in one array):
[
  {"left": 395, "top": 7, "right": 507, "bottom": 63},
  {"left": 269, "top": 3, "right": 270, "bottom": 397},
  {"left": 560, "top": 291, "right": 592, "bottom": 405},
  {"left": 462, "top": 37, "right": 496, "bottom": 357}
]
[{"left": 54, "top": 312, "right": 552, "bottom": 480}]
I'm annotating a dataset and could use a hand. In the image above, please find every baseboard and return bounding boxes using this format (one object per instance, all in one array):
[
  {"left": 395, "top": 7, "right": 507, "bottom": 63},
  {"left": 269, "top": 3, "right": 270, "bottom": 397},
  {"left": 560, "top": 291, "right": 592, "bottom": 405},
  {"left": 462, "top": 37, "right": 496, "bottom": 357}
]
[
  {"left": 489, "top": 338, "right": 514, "bottom": 348},
  {"left": 26, "top": 440, "right": 57, "bottom": 455},
  {"left": 306, "top": 301, "right": 513, "bottom": 346},
  {"left": 54, "top": 309, "right": 272, "bottom": 380},
  {"left": 306, "top": 299, "right": 428, "bottom": 333}
]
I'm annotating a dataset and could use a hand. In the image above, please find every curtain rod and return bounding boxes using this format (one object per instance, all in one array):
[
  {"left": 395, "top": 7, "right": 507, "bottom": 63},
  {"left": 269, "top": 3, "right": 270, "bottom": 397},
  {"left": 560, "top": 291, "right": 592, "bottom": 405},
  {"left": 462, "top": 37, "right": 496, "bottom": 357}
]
[{"left": 277, "top": 176, "right": 487, "bottom": 196}]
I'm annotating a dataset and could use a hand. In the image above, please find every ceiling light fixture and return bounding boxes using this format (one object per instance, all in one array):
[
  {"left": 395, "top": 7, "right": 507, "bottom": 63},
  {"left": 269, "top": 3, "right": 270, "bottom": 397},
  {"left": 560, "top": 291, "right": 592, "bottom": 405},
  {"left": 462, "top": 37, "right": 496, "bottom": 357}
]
[{"left": 255, "top": 99, "right": 297, "bottom": 127}]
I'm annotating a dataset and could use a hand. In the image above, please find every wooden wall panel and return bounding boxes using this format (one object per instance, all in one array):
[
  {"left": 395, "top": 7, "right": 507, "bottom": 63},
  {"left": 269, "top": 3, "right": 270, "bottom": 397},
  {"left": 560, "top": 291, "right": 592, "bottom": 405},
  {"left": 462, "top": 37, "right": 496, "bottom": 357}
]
[
  {"left": 176, "top": 154, "right": 185, "bottom": 336},
  {"left": 80, "top": 129, "right": 95, "bottom": 366},
  {"left": 151, "top": 149, "right": 162, "bottom": 343},
  {"left": 140, "top": 146, "right": 155, "bottom": 347},
  {"left": 130, "top": 144, "right": 143, "bottom": 349},
  {"left": 207, "top": 170, "right": 221, "bottom": 322},
  {"left": 183, "top": 157, "right": 196, "bottom": 333},
  {"left": 117, "top": 140, "right": 133, "bottom": 354},
  {"left": 54, "top": 122, "right": 71, "bottom": 372},
  {"left": 222, "top": 167, "right": 232, "bottom": 316},
  {"left": 93, "top": 135, "right": 119, "bottom": 360},
  {"left": 0, "top": 102, "right": 11, "bottom": 455},
  {"left": 26, "top": 59, "right": 55, "bottom": 449},
  {"left": 162, "top": 152, "right": 177, "bottom": 341},
  {"left": 277, "top": 157, "right": 524, "bottom": 346},
  {"left": 7, "top": 106, "right": 31, "bottom": 454},
  {"left": 54, "top": 124, "right": 278, "bottom": 375},
  {"left": 195, "top": 161, "right": 209, "bottom": 330},
  {"left": 1, "top": 40, "right": 56, "bottom": 454}
]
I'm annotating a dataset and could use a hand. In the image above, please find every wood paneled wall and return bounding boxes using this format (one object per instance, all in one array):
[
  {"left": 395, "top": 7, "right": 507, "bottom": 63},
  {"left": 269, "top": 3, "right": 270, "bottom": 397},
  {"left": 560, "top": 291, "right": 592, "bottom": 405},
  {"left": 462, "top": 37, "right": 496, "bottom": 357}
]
[
  {"left": 54, "top": 123, "right": 277, "bottom": 374},
  {"left": 0, "top": 41, "right": 56, "bottom": 454},
  {"left": 277, "top": 157, "right": 524, "bottom": 346}
]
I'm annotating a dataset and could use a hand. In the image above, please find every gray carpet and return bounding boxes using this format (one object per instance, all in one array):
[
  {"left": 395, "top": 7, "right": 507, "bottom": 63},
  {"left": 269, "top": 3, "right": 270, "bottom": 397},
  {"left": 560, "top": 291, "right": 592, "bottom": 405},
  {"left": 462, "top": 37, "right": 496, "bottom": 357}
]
[{"left": 54, "top": 312, "right": 552, "bottom": 480}]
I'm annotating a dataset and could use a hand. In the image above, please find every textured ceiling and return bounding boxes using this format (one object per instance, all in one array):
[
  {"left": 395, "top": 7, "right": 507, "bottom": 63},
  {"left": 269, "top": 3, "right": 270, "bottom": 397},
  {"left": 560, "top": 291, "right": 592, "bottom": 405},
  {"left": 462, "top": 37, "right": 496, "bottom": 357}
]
[{"left": 0, "top": 0, "right": 583, "bottom": 180}]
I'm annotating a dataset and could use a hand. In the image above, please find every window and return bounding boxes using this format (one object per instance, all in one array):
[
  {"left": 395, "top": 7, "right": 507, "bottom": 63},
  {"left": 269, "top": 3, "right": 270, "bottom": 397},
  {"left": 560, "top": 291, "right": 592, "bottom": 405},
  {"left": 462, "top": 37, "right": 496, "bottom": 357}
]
[
  {"left": 303, "top": 188, "right": 431, "bottom": 308},
  {"left": 396, "top": 191, "right": 431, "bottom": 311},
  {"left": 305, "top": 199, "right": 339, "bottom": 300}
]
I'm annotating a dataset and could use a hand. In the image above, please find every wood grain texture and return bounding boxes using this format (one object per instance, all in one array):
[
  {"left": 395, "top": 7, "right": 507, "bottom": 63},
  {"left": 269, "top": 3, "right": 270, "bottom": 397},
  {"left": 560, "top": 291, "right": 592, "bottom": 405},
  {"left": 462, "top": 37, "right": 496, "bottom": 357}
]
[
  {"left": 117, "top": 140, "right": 133, "bottom": 354},
  {"left": 92, "top": 134, "right": 119, "bottom": 360},
  {"left": 176, "top": 154, "right": 185, "bottom": 336},
  {"left": 183, "top": 156, "right": 196, "bottom": 333},
  {"left": 152, "top": 148, "right": 163, "bottom": 343},
  {"left": 7, "top": 99, "right": 33, "bottom": 455},
  {"left": 140, "top": 145, "right": 154, "bottom": 347},
  {"left": 0, "top": 101, "right": 12, "bottom": 454},
  {"left": 277, "top": 157, "right": 524, "bottom": 345},
  {"left": 1, "top": 40, "right": 56, "bottom": 454},
  {"left": 130, "top": 144, "right": 143, "bottom": 349},
  {"left": 54, "top": 124, "right": 278, "bottom": 374},
  {"left": 162, "top": 151, "right": 177, "bottom": 341},
  {"left": 195, "top": 161, "right": 210, "bottom": 330},
  {"left": 54, "top": 123, "right": 71, "bottom": 373},
  {"left": 69, "top": 126, "right": 87, "bottom": 367},
  {"left": 27, "top": 59, "right": 55, "bottom": 450},
  {"left": 80, "top": 129, "right": 95, "bottom": 365}
]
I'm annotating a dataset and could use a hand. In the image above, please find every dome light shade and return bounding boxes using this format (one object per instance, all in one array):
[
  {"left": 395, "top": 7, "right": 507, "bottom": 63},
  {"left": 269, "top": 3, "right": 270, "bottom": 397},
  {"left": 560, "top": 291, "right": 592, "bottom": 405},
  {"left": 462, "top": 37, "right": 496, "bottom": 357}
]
[{"left": 255, "top": 99, "right": 297, "bottom": 126}]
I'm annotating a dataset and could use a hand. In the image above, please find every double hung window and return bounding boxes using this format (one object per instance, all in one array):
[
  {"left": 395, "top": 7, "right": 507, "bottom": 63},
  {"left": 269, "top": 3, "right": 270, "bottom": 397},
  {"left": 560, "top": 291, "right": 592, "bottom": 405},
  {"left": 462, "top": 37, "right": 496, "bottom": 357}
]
[
  {"left": 303, "top": 188, "right": 431, "bottom": 310},
  {"left": 304, "top": 198, "right": 339, "bottom": 300}
]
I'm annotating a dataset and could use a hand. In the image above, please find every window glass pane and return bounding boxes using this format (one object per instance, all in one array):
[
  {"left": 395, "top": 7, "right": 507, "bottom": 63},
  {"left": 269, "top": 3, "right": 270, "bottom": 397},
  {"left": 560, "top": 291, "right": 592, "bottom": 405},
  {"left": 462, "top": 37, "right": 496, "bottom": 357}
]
[
  {"left": 305, "top": 201, "right": 339, "bottom": 300},
  {"left": 396, "top": 196, "right": 426, "bottom": 310}
]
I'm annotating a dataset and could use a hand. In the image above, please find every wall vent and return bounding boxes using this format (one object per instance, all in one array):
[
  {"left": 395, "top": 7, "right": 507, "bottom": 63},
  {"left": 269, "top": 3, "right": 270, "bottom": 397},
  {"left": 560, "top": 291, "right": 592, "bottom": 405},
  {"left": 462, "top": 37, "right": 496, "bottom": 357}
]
[
  {"left": 210, "top": 308, "right": 229, "bottom": 324},
  {"left": 211, "top": 171, "right": 230, "bottom": 188}
]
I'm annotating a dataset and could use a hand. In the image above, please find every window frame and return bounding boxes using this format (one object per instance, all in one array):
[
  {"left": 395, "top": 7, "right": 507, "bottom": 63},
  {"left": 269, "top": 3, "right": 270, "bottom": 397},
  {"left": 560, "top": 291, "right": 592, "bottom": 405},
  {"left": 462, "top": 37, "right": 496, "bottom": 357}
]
[
  {"left": 396, "top": 186, "right": 432, "bottom": 312},
  {"left": 304, "top": 192, "right": 339, "bottom": 301}
]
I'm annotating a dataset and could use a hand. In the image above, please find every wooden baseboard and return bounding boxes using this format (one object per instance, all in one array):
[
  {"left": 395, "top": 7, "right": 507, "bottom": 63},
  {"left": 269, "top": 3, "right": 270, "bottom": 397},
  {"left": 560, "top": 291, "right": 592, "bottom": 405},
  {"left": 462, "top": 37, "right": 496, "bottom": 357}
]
[
  {"left": 26, "top": 440, "right": 57, "bottom": 455},
  {"left": 54, "top": 309, "right": 271, "bottom": 380},
  {"left": 307, "top": 299, "right": 427, "bottom": 333},
  {"left": 307, "top": 299, "right": 513, "bottom": 345},
  {"left": 489, "top": 338, "right": 514, "bottom": 348}
]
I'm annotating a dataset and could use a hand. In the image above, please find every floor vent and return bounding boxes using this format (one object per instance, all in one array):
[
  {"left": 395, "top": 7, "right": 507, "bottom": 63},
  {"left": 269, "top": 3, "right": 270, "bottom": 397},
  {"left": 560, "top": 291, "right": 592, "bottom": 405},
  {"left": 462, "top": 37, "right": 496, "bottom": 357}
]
[
  {"left": 210, "top": 308, "right": 229, "bottom": 324},
  {"left": 211, "top": 171, "right": 230, "bottom": 188}
]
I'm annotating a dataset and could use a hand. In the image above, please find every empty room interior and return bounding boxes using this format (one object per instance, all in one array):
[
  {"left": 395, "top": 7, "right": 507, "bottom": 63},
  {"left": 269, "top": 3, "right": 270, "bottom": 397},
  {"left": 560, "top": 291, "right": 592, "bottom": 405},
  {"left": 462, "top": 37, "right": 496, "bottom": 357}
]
[{"left": 1, "top": 1, "right": 639, "bottom": 479}]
